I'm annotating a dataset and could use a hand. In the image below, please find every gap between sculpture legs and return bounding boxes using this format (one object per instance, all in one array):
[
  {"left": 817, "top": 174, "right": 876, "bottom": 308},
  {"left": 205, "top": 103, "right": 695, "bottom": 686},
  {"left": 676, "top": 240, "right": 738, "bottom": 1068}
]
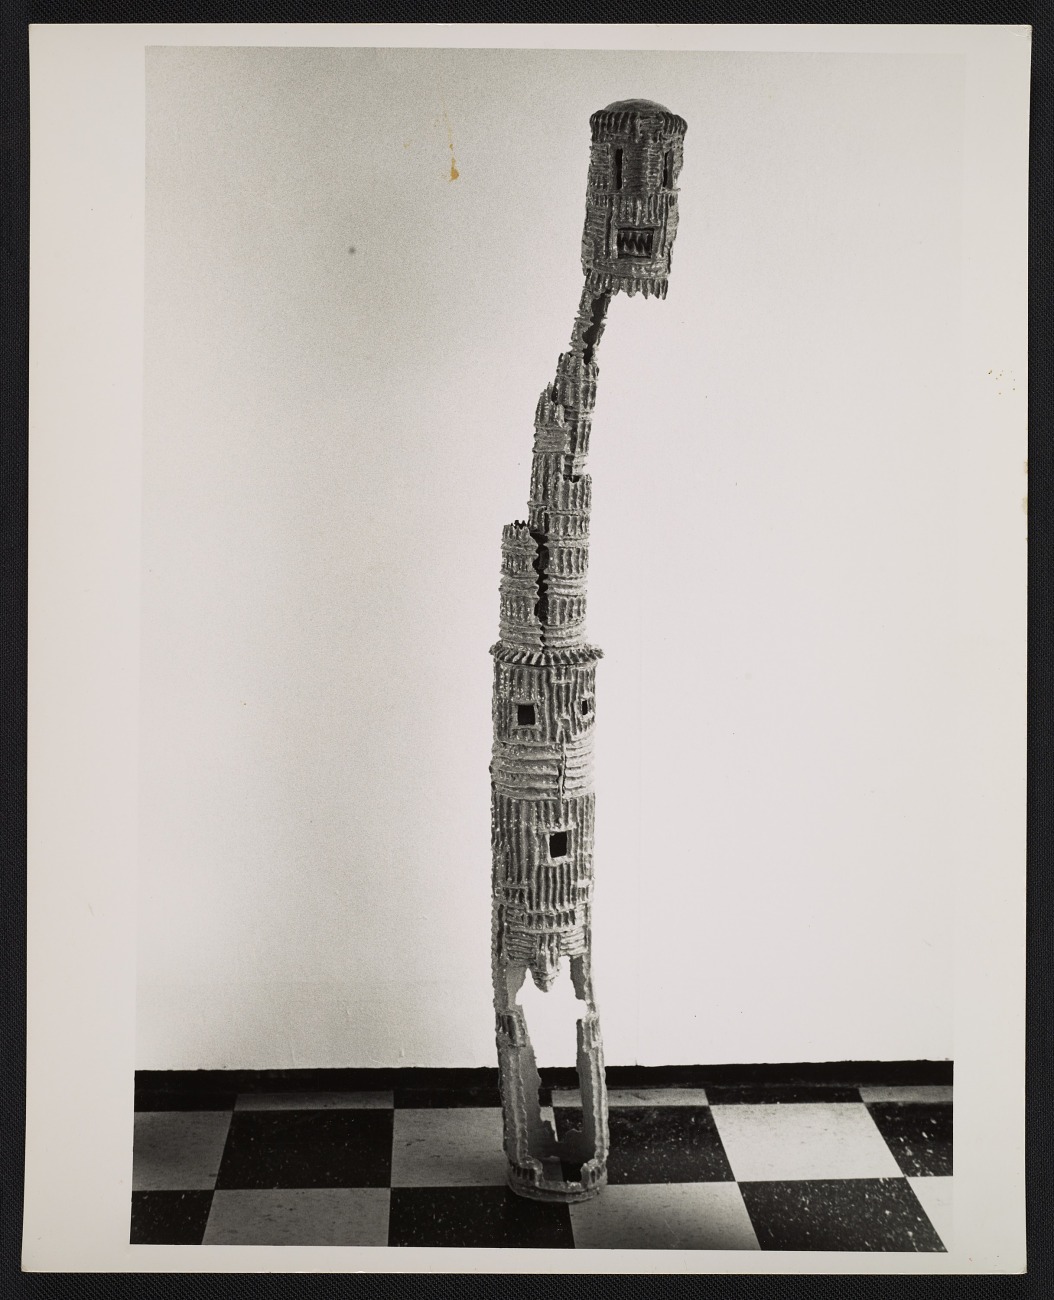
[{"left": 493, "top": 949, "right": 609, "bottom": 1202}]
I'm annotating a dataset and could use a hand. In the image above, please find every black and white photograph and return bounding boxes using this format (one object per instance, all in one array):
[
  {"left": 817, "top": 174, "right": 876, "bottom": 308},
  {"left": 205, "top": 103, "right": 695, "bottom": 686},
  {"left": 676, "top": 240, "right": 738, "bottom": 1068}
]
[{"left": 24, "top": 23, "right": 1029, "bottom": 1273}]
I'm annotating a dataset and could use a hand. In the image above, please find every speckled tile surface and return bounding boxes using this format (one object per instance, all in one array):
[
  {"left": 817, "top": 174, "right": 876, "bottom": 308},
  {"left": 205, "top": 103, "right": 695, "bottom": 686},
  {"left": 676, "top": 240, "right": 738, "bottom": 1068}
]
[
  {"left": 555, "top": 1105, "right": 735, "bottom": 1184},
  {"left": 858, "top": 1085, "right": 953, "bottom": 1105},
  {"left": 551, "top": 1087, "right": 710, "bottom": 1108},
  {"left": 390, "top": 1107, "right": 509, "bottom": 1187},
  {"left": 134, "top": 1089, "right": 236, "bottom": 1112},
  {"left": 393, "top": 1085, "right": 508, "bottom": 1109},
  {"left": 706, "top": 1084, "right": 861, "bottom": 1105},
  {"left": 130, "top": 1073, "right": 954, "bottom": 1249},
  {"left": 864, "top": 1102, "right": 952, "bottom": 1176},
  {"left": 569, "top": 1182, "right": 761, "bottom": 1250},
  {"left": 132, "top": 1111, "right": 232, "bottom": 1191},
  {"left": 737, "top": 1178, "right": 946, "bottom": 1252},
  {"left": 214, "top": 1109, "right": 393, "bottom": 1189},
  {"left": 130, "top": 1190, "right": 214, "bottom": 1244},
  {"left": 235, "top": 1090, "right": 393, "bottom": 1111},
  {"left": 710, "top": 1102, "right": 904, "bottom": 1182},
  {"left": 388, "top": 1186, "right": 574, "bottom": 1249},
  {"left": 203, "top": 1188, "right": 390, "bottom": 1245}
]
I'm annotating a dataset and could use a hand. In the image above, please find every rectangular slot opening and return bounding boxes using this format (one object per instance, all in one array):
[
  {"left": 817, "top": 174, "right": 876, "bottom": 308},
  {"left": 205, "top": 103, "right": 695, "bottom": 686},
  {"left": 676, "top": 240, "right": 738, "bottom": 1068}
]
[
  {"left": 549, "top": 831, "right": 569, "bottom": 859},
  {"left": 616, "top": 227, "right": 655, "bottom": 259},
  {"left": 517, "top": 702, "right": 537, "bottom": 727}
]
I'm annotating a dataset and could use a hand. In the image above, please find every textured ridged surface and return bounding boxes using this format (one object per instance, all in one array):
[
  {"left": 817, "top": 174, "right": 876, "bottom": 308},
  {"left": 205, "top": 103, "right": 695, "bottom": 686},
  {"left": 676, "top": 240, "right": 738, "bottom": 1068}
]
[
  {"left": 491, "top": 99, "right": 686, "bottom": 1203},
  {"left": 582, "top": 100, "right": 686, "bottom": 300}
]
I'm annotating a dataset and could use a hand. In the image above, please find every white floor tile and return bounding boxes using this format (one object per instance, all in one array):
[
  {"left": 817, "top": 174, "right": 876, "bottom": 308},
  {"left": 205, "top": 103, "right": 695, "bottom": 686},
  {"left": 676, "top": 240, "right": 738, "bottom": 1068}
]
[
  {"left": 203, "top": 1188, "right": 389, "bottom": 1246},
  {"left": 552, "top": 1088, "right": 709, "bottom": 1108},
  {"left": 391, "top": 1108, "right": 508, "bottom": 1187},
  {"left": 711, "top": 1102, "right": 903, "bottom": 1182},
  {"left": 909, "top": 1176, "right": 953, "bottom": 1250},
  {"left": 570, "top": 1182, "right": 760, "bottom": 1251},
  {"left": 858, "top": 1085, "right": 953, "bottom": 1105},
  {"left": 235, "top": 1090, "right": 393, "bottom": 1110},
  {"left": 132, "top": 1111, "right": 231, "bottom": 1191},
  {"left": 551, "top": 1090, "right": 581, "bottom": 1107}
]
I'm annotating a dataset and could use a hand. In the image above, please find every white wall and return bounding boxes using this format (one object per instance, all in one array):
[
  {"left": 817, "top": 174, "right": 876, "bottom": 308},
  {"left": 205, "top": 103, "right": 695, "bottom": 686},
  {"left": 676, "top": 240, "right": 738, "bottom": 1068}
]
[{"left": 137, "top": 46, "right": 969, "bottom": 1069}]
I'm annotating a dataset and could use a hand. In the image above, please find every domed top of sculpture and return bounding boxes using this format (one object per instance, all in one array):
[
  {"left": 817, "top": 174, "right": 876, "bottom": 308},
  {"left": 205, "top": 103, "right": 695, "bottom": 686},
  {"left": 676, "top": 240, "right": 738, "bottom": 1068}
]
[
  {"left": 590, "top": 99, "right": 687, "bottom": 139},
  {"left": 602, "top": 97, "right": 670, "bottom": 112}
]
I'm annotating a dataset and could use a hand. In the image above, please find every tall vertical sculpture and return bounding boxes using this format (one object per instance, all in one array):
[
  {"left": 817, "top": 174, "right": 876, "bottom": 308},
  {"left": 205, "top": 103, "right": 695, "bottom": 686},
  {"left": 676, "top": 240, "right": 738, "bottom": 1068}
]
[{"left": 490, "top": 100, "right": 687, "bottom": 1202}]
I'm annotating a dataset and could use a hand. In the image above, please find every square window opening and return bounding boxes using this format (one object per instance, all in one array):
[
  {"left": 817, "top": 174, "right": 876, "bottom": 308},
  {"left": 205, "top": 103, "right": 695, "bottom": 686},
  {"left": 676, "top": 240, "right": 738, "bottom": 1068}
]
[
  {"left": 516, "top": 702, "right": 537, "bottom": 727},
  {"left": 549, "top": 831, "right": 569, "bottom": 859}
]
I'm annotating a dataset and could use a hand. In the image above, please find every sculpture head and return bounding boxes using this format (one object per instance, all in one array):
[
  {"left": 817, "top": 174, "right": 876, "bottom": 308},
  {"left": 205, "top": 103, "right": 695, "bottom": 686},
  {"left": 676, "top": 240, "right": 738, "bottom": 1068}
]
[{"left": 581, "top": 99, "right": 687, "bottom": 300}]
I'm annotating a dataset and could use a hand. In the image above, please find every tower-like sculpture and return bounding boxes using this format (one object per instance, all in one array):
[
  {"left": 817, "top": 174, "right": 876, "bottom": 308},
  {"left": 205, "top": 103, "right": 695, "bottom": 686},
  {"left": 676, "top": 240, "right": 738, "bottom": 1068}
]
[{"left": 490, "top": 100, "right": 687, "bottom": 1202}]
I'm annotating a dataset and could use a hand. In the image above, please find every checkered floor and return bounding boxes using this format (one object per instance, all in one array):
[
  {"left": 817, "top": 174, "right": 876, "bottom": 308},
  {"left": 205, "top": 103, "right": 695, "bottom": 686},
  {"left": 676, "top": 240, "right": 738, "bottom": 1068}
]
[{"left": 131, "top": 1080, "right": 952, "bottom": 1250}]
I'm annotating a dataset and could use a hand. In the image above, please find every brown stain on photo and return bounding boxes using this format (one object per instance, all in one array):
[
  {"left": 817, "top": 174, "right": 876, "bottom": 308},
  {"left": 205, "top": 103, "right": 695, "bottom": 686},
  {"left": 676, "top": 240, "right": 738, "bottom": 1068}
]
[{"left": 441, "top": 104, "right": 459, "bottom": 181}]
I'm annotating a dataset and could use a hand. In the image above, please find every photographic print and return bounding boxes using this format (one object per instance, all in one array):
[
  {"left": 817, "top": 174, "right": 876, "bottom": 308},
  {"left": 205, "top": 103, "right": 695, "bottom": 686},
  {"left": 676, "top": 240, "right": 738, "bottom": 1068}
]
[{"left": 25, "top": 25, "right": 1029, "bottom": 1274}]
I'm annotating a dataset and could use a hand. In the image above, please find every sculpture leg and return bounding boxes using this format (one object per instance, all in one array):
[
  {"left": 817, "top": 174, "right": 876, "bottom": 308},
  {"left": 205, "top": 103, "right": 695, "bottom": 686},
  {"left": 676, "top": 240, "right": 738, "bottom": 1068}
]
[
  {"left": 568, "top": 952, "right": 609, "bottom": 1193},
  {"left": 493, "top": 953, "right": 556, "bottom": 1190},
  {"left": 492, "top": 915, "right": 608, "bottom": 1201}
]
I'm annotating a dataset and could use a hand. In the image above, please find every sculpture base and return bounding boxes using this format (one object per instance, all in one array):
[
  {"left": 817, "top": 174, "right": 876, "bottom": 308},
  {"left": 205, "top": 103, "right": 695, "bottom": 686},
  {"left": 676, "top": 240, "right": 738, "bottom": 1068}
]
[{"left": 507, "top": 1167, "right": 606, "bottom": 1204}]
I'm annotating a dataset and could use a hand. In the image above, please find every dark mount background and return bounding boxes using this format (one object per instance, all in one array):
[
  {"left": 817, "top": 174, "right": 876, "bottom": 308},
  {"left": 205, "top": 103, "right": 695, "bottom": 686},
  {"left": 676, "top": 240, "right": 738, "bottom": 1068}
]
[{"left": 2, "top": 1, "right": 1049, "bottom": 1298}]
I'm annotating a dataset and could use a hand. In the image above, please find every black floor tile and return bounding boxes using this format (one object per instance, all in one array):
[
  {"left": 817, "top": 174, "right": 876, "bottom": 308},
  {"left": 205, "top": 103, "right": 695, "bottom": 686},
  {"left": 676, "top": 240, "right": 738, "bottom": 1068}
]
[
  {"left": 130, "top": 1191, "right": 213, "bottom": 1244},
  {"left": 707, "top": 1084, "right": 861, "bottom": 1105},
  {"left": 388, "top": 1186, "right": 574, "bottom": 1249},
  {"left": 555, "top": 1106, "right": 734, "bottom": 1184},
  {"left": 865, "top": 1103, "right": 952, "bottom": 1176},
  {"left": 739, "top": 1178, "right": 946, "bottom": 1252},
  {"left": 394, "top": 1085, "right": 504, "bottom": 1109},
  {"left": 214, "top": 1109, "right": 393, "bottom": 1189},
  {"left": 134, "top": 1088, "right": 236, "bottom": 1112}
]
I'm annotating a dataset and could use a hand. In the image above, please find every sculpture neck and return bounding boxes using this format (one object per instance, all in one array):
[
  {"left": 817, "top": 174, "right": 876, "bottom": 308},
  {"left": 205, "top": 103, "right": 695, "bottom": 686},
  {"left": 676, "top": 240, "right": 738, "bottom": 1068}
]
[
  {"left": 493, "top": 286, "right": 613, "bottom": 656},
  {"left": 569, "top": 285, "right": 611, "bottom": 370}
]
